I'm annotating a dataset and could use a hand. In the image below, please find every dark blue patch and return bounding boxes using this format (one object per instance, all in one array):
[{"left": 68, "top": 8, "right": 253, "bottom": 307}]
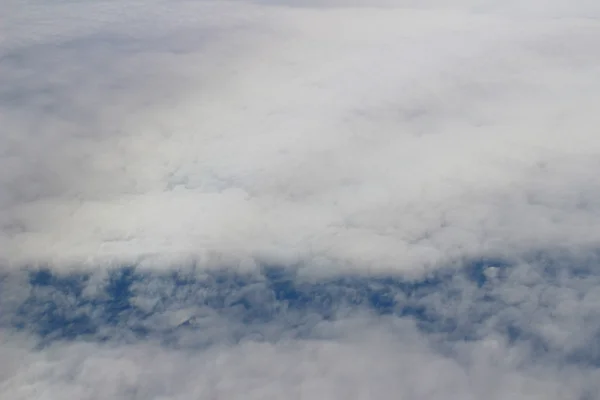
[{"left": 2, "top": 256, "right": 600, "bottom": 367}]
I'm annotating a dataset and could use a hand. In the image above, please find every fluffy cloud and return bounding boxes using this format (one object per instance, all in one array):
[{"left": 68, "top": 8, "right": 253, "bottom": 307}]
[
  {"left": 1, "top": 322, "right": 592, "bottom": 400},
  {"left": 3, "top": 0, "right": 600, "bottom": 271},
  {"left": 2, "top": 0, "right": 600, "bottom": 398}
]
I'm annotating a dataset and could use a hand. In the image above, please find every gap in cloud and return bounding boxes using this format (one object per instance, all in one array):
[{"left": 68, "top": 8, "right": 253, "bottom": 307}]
[{"left": 3, "top": 252, "right": 600, "bottom": 368}]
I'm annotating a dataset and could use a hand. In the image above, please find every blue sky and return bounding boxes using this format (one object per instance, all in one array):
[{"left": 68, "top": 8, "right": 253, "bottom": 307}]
[{"left": 2, "top": 0, "right": 600, "bottom": 398}]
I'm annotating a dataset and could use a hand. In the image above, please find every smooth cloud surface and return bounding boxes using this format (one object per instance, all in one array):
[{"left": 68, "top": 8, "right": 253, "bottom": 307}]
[{"left": 2, "top": 0, "right": 600, "bottom": 399}]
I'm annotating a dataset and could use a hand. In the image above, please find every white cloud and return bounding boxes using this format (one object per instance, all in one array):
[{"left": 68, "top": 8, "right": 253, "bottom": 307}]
[
  {"left": 2, "top": 0, "right": 600, "bottom": 398},
  {"left": 2, "top": 0, "right": 600, "bottom": 272},
  {"left": 0, "top": 314, "right": 597, "bottom": 400}
]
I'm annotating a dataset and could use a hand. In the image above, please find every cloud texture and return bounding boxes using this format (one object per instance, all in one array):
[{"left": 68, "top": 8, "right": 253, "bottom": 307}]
[{"left": 2, "top": 0, "right": 600, "bottom": 398}]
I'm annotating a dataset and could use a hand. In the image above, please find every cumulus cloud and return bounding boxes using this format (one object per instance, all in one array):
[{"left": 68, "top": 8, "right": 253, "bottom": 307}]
[{"left": 2, "top": 0, "right": 600, "bottom": 398}]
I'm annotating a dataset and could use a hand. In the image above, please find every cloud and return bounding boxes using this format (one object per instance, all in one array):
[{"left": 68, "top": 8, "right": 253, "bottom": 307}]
[
  {"left": 0, "top": 328, "right": 568, "bottom": 399},
  {"left": 2, "top": 0, "right": 600, "bottom": 272},
  {"left": 2, "top": 0, "right": 600, "bottom": 398},
  {"left": 2, "top": 257, "right": 600, "bottom": 398}
]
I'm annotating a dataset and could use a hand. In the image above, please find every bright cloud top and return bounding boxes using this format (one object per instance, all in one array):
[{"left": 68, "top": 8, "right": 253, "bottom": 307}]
[{"left": 3, "top": 0, "right": 600, "bottom": 273}]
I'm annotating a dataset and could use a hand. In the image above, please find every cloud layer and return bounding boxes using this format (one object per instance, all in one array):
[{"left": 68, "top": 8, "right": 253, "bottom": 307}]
[
  {"left": 2, "top": 0, "right": 600, "bottom": 398},
  {"left": 3, "top": 0, "right": 600, "bottom": 272}
]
